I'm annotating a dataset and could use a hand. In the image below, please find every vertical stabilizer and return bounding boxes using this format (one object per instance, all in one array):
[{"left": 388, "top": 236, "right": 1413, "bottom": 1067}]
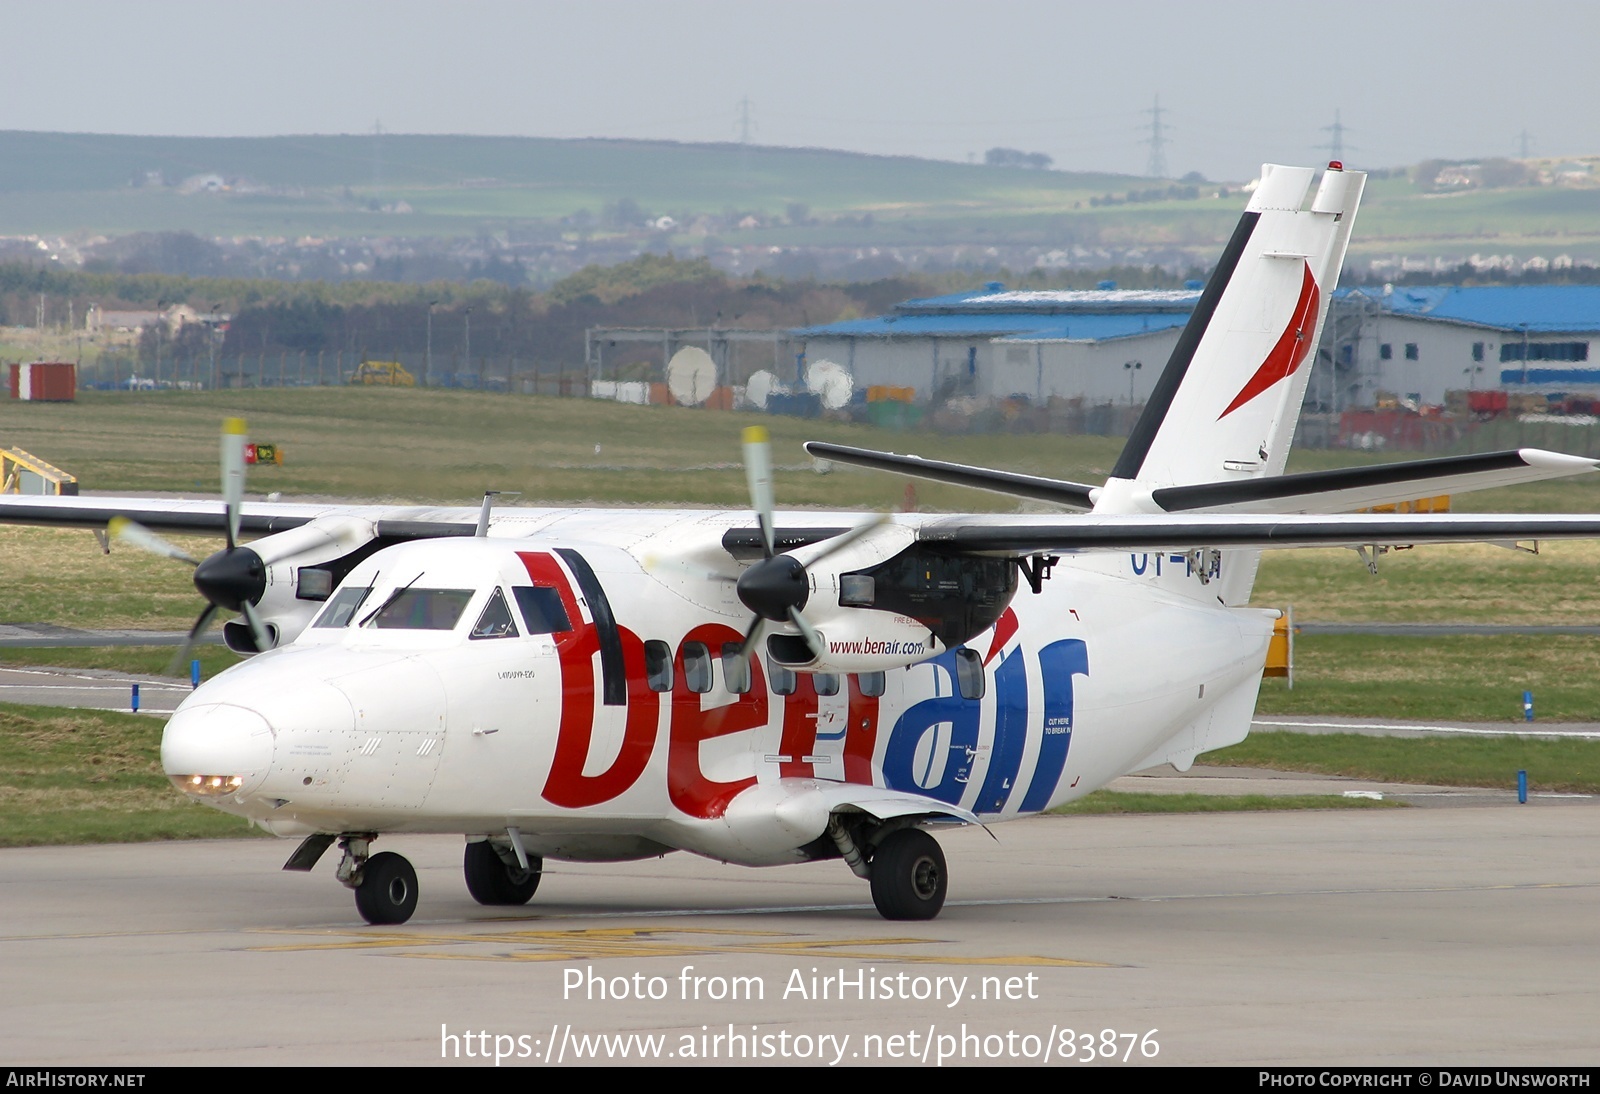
[{"left": 1100, "top": 163, "right": 1364, "bottom": 502}]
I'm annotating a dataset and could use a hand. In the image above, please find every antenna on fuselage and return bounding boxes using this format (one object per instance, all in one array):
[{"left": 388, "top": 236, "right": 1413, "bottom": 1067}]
[{"left": 476, "top": 491, "right": 519, "bottom": 537}]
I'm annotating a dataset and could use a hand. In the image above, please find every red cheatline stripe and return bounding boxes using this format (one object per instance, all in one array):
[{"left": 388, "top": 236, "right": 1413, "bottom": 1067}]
[{"left": 1218, "top": 262, "right": 1320, "bottom": 419}]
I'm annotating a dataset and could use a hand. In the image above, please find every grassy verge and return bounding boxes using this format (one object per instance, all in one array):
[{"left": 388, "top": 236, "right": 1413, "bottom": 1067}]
[
  {"left": 1204, "top": 731, "right": 1600, "bottom": 793},
  {"left": 0, "top": 645, "right": 243, "bottom": 679},
  {"left": 1255, "top": 634, "right": 1600, "bottom": 723},
  {"left": 0, "top": 702, "right": 261, "bottom": 846},
  {"left": 1252, "top": 541, "right": 1600, "bottom": 625},
  {"left": 1049, "top": 791, "right": 1402, "bottom": 815}
]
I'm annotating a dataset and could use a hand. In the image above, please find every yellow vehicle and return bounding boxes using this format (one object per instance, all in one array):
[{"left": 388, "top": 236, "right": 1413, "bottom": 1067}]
[{"left": 350, "top": 360, "right": 416, "bottom": 386}]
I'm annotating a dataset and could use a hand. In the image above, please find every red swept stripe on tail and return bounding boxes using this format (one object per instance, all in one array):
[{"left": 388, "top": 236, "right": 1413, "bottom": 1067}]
[{"left": 1218, "top": 262, "right": 1320, "bottom": 419}]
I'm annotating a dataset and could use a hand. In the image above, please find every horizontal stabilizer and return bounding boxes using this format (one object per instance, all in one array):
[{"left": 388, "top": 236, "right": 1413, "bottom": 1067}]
[
  {"left": 1152, "top": 449, "right": 1599, "bottom": 514},
  {"left": 803, "top": 441, "right": 1098, "bottom": 511}
]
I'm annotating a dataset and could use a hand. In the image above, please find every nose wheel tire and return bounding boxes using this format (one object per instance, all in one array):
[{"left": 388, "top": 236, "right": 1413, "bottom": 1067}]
[
  {"left": 464, "top": 840, "right": 543, "bottom": 906},
  {"left": 354, "top": 851, "right": 419, "bottom": 925},
  {"left": 869, "top": 829, "right": 947, "bottom": 921}
]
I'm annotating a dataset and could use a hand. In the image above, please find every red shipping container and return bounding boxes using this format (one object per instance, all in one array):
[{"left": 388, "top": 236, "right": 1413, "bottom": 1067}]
[{"left": 9, "top": 362, "right": 76, "bottom": 401}]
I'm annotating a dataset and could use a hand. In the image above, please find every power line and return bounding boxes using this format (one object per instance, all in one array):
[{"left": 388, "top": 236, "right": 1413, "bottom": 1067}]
[
  {"left": 1142, "top": 94, "right": 1169, "bottom": 179},
  {"left": 1320, "top": 109, "right": 1352, "bottom": 162},
  {"left": 736, "top": 96, "right": 755, "bottom": 144}
]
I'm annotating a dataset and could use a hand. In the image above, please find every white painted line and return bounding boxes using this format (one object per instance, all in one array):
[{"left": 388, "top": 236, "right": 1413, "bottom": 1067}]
[{"left": 1253, "top": 719, "right": 1600, "bottom": 739}]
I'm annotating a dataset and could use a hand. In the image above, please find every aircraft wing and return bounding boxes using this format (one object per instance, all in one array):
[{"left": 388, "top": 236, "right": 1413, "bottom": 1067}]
[
  {"left": 0, "top": 495, "right": 478, "bottom": 540},
  {"left": 916, "top": 511, "right": 1600, "bottom": 554}
]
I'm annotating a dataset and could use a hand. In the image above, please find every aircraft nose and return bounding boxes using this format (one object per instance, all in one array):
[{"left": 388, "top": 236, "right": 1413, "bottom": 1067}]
[{"left": 161, "top": 703, "right": 274, "bottom": 801}]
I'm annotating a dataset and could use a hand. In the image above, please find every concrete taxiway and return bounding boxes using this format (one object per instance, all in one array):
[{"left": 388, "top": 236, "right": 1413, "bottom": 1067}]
[{"left": 3, "top": 807, "right": 1598, "bottom": 1067}]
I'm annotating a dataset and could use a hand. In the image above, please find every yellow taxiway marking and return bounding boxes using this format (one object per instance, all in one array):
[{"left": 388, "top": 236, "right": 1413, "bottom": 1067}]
[{"left": 245, "top": 925, "right": 1111, "bottom": 967}]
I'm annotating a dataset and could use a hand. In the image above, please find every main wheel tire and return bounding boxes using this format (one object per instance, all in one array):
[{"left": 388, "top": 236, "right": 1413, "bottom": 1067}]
[
  {"left": 869, "top": 829, "right": 947, "bottom": 921},
  {"left": 464, "top": 840, "right": 542, "bottom": 906},
  {"left": 354, "top": 851, "right": 419, "bottom": 925}
]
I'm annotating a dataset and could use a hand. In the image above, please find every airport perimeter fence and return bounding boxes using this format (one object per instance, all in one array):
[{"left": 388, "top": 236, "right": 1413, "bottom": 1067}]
[{"left": 49, "top": 350, "right": 1600, "bottom": 457}]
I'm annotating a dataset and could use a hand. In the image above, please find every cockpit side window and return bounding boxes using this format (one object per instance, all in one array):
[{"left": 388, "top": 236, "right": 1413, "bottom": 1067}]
[
  {"left": 513, "top": 586, "right": 573, "bottom": 635},
  {"left": 470, "top": 588, "right": 520, "bottom": 640},
  {"left": 368, "top": 588, "right": 475, "bottom": 630},
  {"left": 312, "top": 584, "right": 374, "bottom": 628}
]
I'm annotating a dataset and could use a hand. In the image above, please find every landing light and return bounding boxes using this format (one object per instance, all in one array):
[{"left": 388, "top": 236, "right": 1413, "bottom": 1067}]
[{"left": 172, "top": 774, "right": 245, "bottom": 798}]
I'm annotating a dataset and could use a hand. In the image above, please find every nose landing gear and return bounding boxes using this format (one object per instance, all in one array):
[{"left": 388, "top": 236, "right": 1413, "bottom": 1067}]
[{"left": 335, "top": 836, "right": 420, "bottom": 926}]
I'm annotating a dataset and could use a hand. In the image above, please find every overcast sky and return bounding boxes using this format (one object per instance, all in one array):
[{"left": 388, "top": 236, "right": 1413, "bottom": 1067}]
[{"left": 3, "top": 0, "right": 1596, "bottom": 182}]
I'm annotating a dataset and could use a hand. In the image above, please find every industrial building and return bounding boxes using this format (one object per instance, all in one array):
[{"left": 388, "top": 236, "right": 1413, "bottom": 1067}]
[
  {"left": 1324, "top": 285, "right": 1600, "bottom": 408},
  {"left": 790, "top": 284, "right": 1201, "bottom": 406},
  {"left": 790, "top": 282, "right": 1600, "bottom": 416}
]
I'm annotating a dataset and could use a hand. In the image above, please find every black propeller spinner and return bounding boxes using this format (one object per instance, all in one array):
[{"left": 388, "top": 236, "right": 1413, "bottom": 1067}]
[{"left": 110, "top": 418, "right": 275, "bottom": 670}]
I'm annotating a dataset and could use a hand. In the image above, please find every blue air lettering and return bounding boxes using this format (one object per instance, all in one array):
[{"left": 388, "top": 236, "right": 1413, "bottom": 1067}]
[
  {"left": 882, "top": 639, "right": 1090, "bottom": 815},
  {"left": 974, "top": 647, "right": 1028, "bottom": 814},
  {"left": 881, "top": 650, "right": 980, "bottom": 805},
  {"left": 1020, "top": 639, "right": 1089, "bottom": 812}
]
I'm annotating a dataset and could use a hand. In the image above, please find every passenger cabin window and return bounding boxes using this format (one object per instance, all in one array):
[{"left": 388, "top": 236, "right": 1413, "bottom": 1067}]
[
  {"left": 722, "top": 643, "right": 750, "bottom": 694},
  {"left": 312, "top": 584, "right": 374, "bottom": 628},
  {"left": 813, "top": 672, "right": 840, "bottom": 697},
  {"left": 645, "top": 641, "right": 673, "bottom": 693},
  {"left": 513, "top": 586, "right": 572, "bottom": 634},
  {"left": 954, "top": 648, "right": 985, "bottom": 700},
  {"left": 768, "top": 658, "right": 796, "bottom": 696},
  {"left": 470, "top": 588, "right": 519, "bottom": 640},
  {"left": 681, "top": 642, "right": 713, "bottom": 694},
  {"left": 367, "top": 588, "right": 475, "bottom": 630},
  {"left": 858, "top": 671, "right": 886, "bottom": 698}
]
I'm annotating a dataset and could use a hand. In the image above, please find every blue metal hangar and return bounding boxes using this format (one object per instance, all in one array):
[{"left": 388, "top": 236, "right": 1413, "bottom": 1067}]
[
  {"left": 1336, "top": 285, "right": 1600, "bottom": 406},
  {"left": 790, "top": 284, "right": 1201, "bottom": 404}
]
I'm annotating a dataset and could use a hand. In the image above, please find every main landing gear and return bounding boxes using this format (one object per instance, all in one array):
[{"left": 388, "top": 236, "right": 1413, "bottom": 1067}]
[
  {"left": 869, "top": 829, "right": 948, "bottom": 921},
  {"left": 827, "top": 818, "right": 949, "bottom": 921},
  {"left": 463, "top": 839, "right": 542, "bottom": 906}
]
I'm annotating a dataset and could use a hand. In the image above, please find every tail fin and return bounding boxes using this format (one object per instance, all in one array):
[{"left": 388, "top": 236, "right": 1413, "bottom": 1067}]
[{"left": 1100, "top": 163, "right": 1364, "bottom": 503}]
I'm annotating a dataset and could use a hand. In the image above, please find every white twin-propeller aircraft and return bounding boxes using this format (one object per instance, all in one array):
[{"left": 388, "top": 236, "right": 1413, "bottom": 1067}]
[{"left": 7, "top": 162, "right": 1600, "bottom": 925}]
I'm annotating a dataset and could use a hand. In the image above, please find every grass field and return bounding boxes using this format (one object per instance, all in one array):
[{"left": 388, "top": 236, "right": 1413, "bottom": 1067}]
[
  {"left": 0, "top": 387, "right": 1130, "bottom": 507},
  {"left": 1202, "top": 731, "right": 1600, "bottom": 794},
  {"left": 0, "top": 702, "right": 260, "bottom": 846},
  {"left": 1255, "top": 635, "right": 1600, "bottom": 723},
  {"left": 1049, "top": 791, "right": 1400, "bottom": 815}
]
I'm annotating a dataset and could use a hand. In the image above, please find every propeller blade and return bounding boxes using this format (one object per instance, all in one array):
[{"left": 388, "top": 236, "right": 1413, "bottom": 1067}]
[
  {"left": 221, "top": 417, "right": 248, "bottom": 550},
  {"left": 240, "top": 600, "right": 274, "bottom": 654},
  {"left": 165, "top": 603, "right": 220, "bottom": 676},
  {"left": 108, "top": 516, "right": 198, "bottom": 565},
  {"left": 787, "top": 606, "right": 824, "bottom": 660},
  {"left": 742, "top": 425, "right": 775, "bottom": 559},
  {"left": 737, "top": 615, "right": 765, "bottom": 660},
  {"left": 798, "top": 513, "right": 892, "bottom": 568}
]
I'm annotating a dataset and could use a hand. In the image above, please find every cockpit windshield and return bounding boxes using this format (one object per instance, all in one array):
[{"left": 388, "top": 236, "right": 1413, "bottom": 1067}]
[
  {"left": 312, "top": 584, "right": 374, "bottom": 628},
  {"left": 365, "top": 588, "right": 476, "bottom": 631}
]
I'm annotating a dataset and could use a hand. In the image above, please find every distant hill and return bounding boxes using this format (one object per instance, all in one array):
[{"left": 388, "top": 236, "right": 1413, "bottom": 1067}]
[{"left": 0, "top": 132, "right": 1598, "bottom": 278}]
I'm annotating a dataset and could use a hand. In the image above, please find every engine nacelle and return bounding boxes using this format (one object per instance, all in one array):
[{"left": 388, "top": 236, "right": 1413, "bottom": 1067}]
[
  {"left": 765, "top": 527, "right": 1019, "bottom": 673},
  {"left": 766, "top": 609, "right": 946, "bottom": 673}
]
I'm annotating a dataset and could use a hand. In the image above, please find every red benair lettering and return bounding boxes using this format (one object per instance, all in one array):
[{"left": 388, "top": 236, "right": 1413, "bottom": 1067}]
[
  {"left": 668, "top": 623, "right": 766, "bottom": 818},
  {"left": 519, "top": 552, "right": 657, "bottom": 810}
]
